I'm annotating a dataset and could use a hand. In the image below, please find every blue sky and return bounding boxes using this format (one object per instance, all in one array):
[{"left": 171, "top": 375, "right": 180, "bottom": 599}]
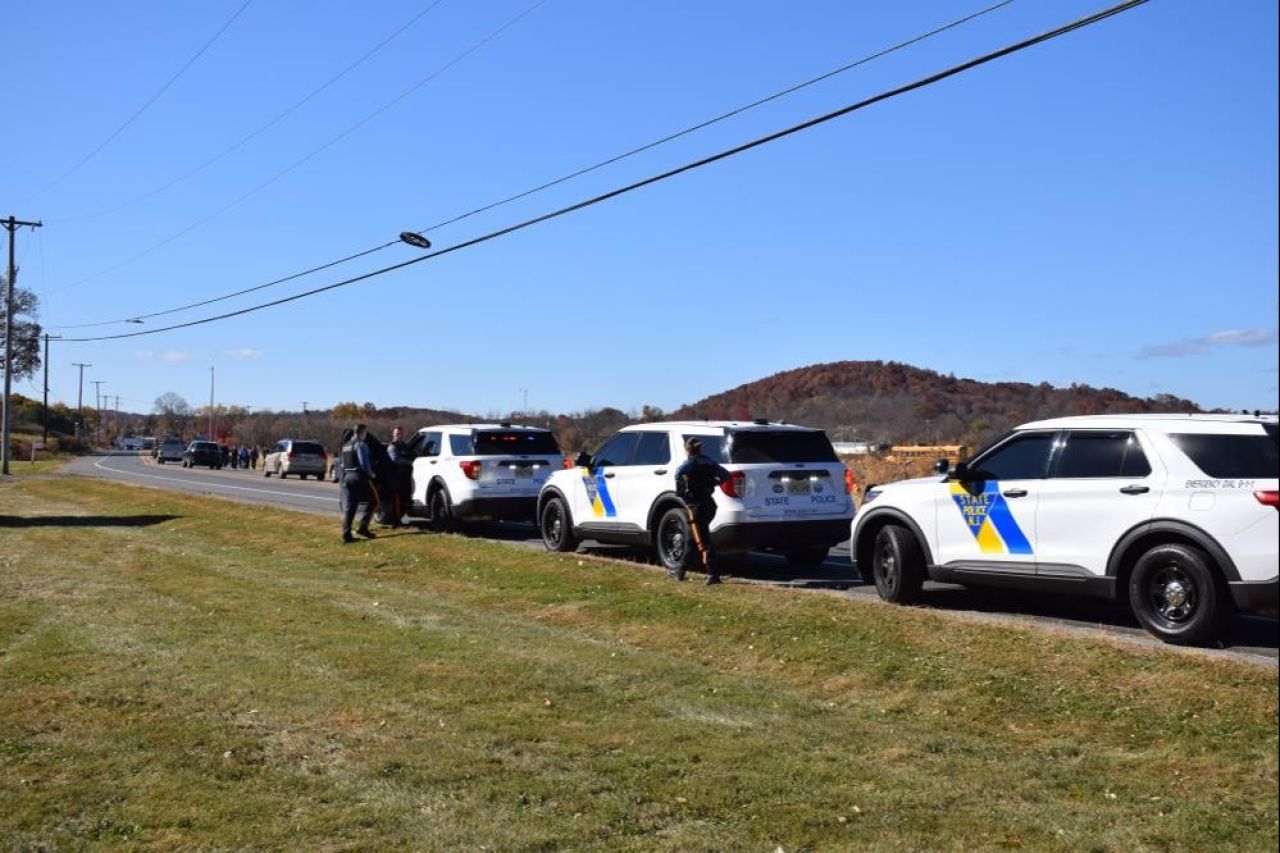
[{"left": 3, "top": 0, "right": 1276, "bottom": 418}]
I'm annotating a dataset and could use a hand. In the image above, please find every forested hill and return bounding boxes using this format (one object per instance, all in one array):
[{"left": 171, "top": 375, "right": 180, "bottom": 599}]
[{"left": 672, "top": 361, "right": 1202, "bottom": 447}]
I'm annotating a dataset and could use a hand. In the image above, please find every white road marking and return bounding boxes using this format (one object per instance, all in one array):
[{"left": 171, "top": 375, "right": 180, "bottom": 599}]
[{"left": 93, "top": 452, "right": 338, "bottom": 504}]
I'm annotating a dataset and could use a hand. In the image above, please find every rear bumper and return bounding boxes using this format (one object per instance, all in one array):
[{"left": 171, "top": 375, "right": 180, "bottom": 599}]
[
  {"left": 711, "top": 518, "right": 851, "bottom": 552},
  {"left": 1229, "top": 577, "right": 1278, "bottom": 614},
  {"left": 454, "top": 496, "right": 538, "bottom": 523}
]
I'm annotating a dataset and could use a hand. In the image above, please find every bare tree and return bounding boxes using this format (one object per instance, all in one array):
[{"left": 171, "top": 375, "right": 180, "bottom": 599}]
[
  {"left": 0, "top": 276, "right": 42, "bottom": 381},
  {"left": 153, "top": 391, "right": 193, "bottom": 437}
]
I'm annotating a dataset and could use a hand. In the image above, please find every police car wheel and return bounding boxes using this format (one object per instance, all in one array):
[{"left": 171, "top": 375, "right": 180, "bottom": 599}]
[
  {"left": 1128, "top": 543, "right": 1233, "bottom": 646},
  {"left": 872, "top": 524, "right": 925, "bottom": 605},
  {"left": 541, "top": 497, "right": 578, "bottom": 552},
  {"left": 656, "top": 508, "right": 696, "bottom": 573},
  {"left": 429, "top": 488, "right": 455, "bottom": 533},
  {"left": 784, "top": 547, "right": 829, "bottom": 570}
]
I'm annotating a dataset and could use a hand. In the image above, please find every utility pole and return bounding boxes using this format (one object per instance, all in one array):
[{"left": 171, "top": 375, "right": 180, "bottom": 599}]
[
  {"left": 42, "top": 333, "right": 61, "bottom": 447},
  {"left": 92, "top": 380, "right": 105, "bottom": 445},
  {"left": 209, "top": 366, "right": 215, "bottom": 440},
  {"left": 113, "top": 396, "right": 121, "bottom": 443},
  {"left": 2, "top": 215, "right": 43, "bottom": 475},
  {"left": 519, "top": 388, "right": 529, "bottom": 414},
  {"left": 72, "top": 362, "right": 91, "bottom": 441}
]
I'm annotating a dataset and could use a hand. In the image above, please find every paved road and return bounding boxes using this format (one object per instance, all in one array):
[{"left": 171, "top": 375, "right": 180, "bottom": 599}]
[{"left": 69, "top": 451, "right": 1278, "bottom": 667}]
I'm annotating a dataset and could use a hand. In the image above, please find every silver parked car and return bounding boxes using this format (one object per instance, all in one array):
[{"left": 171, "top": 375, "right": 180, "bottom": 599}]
[{"left": 263, "top": 439, "right": 328, "bottom": 480}]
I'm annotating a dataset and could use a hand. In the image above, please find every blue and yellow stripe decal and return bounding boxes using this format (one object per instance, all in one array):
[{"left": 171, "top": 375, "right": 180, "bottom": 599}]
[
  {"left": 581, "top": 467, "right": 618, "bottom": 518},
  {"left": 950, "top": 481, "right": 1033, "bottom": 555}
]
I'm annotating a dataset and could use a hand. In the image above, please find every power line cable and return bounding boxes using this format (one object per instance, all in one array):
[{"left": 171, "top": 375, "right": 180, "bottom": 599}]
[
  {"left": 60, "top": 0, "right": 1151, "bottom": 345},
  {"left": 50, "top": 0, "right": 451, "bottom": 224},
  {"left": 27, "top": 0, "right": 256, "bottom": 201},
  {"left": 45, "top": 0, "right": 549, "bottom": 300},
  {"left": 410, "top": 0, "right": 1020, "bottom": 236},
  {"left": 53, "top": 0, "right": 1016, "bottom": 330}
]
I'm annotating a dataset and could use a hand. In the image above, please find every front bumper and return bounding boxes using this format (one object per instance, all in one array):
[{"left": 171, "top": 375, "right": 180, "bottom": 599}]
[
  {"left": 1228, "top": 577, "right": 1278, "bottom": 614},
  {"left": 454, "top": 496, "right": 538, "bottom": 523},
  {"left": 711, "top": 518, "right": 851, "bottom": 552}
]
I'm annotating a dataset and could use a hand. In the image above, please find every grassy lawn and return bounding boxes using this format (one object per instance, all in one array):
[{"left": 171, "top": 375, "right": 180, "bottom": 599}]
[
  {"left": 1, "top": 477, "right": 1276, "bottom": 850},
  {"left": 1, "top": 455, "right": 71, "bottom": 477}
]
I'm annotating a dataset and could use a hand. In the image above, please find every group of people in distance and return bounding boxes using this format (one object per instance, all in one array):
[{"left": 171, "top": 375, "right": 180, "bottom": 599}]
[
  {"left": 337, "top": 424, "right": 411, "bottom": 543},
  {"left": 335, "top": 424, "right": 732, "bottom": 587},
  {"left": 222, "top": 444, "right": 259, "bottom": 470}
]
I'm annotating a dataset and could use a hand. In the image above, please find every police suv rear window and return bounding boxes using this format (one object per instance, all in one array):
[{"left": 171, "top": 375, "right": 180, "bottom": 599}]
[
  {"left": 728, "top": 430, "right": 839, "bottom": 464},
  {"left": 1169, "top": 431, "right": 1279, "bottom": 479},
  {"left": 292, "top": 442, "right": 325, "bottom": 455},
  {"left": 471, "top": 431, "right": 561, "bottom": 456}
]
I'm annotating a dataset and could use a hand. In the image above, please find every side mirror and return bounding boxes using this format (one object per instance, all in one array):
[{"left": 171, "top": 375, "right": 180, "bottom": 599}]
[
  {"left": 949, "top": 461, "right": 972, "bottom": 481},
  {"left": 932, "top": 458, "right": 951, "bottom": 474},
  {"left": 574, "top": 451, "right": 592, "bottom": 468}
]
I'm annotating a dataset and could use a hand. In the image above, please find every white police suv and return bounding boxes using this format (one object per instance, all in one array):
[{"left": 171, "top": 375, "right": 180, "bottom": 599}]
[
  {"left": 404, "top": 423, "right": 563, "bottom": 529},
  {"left": 537, "top": 420, "right": 855, "bottom": 572},
  {"left": 850, "top": 414, "right": 1278, "bottom": 645}
]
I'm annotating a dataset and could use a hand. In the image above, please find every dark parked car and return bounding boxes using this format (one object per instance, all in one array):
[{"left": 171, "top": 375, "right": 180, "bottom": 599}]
[{"left": 183, "top": 440, "right": 223, "bottom": 470}]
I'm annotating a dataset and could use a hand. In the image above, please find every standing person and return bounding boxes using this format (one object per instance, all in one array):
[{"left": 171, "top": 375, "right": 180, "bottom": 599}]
[
  {"left": 340, "top": 424, "right": 377, "bottom": 543},
  {"left": 673, "top": 437, "right": 731, "bottom": 584},
  {"left": 250, "top": 446, "right": 259, "bottom": 470},
  {"left": 384, "top": 426, "right": 411, "bottom": 528},
  {"left": 239, "top": 446, "right": 250, "bottom": 469}
]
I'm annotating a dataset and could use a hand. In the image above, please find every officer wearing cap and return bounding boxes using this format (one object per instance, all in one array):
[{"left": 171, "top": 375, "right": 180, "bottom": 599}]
[
  {"left": 340, "top": 424, "right": 377, "bottom": 543},
  {"left": 674, "top": 437, "right": 731, "bottom": 584}
]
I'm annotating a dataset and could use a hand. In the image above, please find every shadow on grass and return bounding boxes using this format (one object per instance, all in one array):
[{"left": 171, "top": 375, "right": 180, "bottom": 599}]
[{"left": 0, "top": 514, "right": 182, "bottom": 528}]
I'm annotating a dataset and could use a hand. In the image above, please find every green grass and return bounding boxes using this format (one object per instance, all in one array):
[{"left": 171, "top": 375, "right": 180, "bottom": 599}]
[{"left": 1, "top": 477, "right": 1276, "bottom": 850}]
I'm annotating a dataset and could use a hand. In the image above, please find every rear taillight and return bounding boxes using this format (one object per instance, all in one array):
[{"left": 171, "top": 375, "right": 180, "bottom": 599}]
[
  {"left": 844, "top": 469, "right": 855, "bottom": 495},
  {"left": 562, "top": 456, "right": 573, "bottom": 469},
  {"left": 460, "top": 460, "right": 483, "bottom": 480},
  {"left": 288, "top": 452, "right": 298, "bottom": 460},
  {"left": 719, "top": 471, "right": 746, "bottom": 499},
  {"left": 1255, "top": 491, "right": 1279, "bottom": 510}
]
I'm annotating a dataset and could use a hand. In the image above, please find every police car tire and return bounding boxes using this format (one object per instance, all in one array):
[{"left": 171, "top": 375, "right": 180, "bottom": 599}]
[
  {"left": 656, "top": 508, "right": 697, "bottom": 574},
  {"left": 541, "top": 497, "right": 578, "bottom": 552},
  {"left": 784, "top": 547, "right": 829, "bottom": 570},
  {"left": 429, "top": 487, "right": 455, "bottom": 533},
  {"left": 1128, "top": 543, "right": 1233, "bottom": 646},
  {"left": 872, "top": 524, "right": 925, "bottom": 605}
]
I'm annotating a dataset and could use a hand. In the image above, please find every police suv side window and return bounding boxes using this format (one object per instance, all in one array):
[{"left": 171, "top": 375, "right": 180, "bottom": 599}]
[
  {"left": 594, "top": 433, "right": 639, "bottom": 468},
  {"left": 1052, "top": 431, "right": 1151, "bottom": 478},
  {"left": 631, "top": 432, "right": 671, "bottom": 466},
  {"left": 449, "top": 433, "right": 473, "bottom": 456},
  {"left": 415, "top": 431, "right": 441, "bottom": 458},
  {"left": 971, "top": 432, "right": 1054, "bottom": 480}
]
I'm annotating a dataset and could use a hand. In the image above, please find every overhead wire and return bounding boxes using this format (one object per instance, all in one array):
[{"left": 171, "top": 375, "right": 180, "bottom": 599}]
[
  {"left": 49, "top": 0, "right": 451, "bottom": 224},
  {"left": 27, "top": 0, "right": 256, "bottom": 201},
  {"left": 59, "top": 0, "right": 1152, "bottom": 345},
  {"left": 54, "top": 0, "right": 1017, "bottom": 330},
  {"left": 45, "top": 0, "right": 550, "bottom": 301}
]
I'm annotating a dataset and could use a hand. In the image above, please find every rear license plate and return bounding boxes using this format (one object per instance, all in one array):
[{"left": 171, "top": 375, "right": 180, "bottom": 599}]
[
  {"left": 514, "top": 467, "right": 533, "bottom": 479},
  {"left": 786, "top": 479, "right": 810, "bottom": 495}
]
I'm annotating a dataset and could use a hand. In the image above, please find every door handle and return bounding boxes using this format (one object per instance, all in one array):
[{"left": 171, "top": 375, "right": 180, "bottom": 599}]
[
  {"left": 1119, "top": 485, "right": 1149, "bottom": 495},
  {"left": 653, "top": 469, "right": 668, "bottom": 475},
  {"left": 604, "top": 472, "right": 616, "bottom": 479},
  {"left": 1002, "top": 488, "right": 1028, "bottom": 498}
]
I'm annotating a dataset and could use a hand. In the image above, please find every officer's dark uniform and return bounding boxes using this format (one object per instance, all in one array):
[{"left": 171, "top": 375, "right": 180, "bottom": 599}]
[
  {"left": 385, "top": 435, "right": 412, "bottom": 528},
  {"left": 341, "top": 431, "right": 376, "bottom": 542},
  {"left": 674, "top": 441, "right": 730, "bottom": 583}
]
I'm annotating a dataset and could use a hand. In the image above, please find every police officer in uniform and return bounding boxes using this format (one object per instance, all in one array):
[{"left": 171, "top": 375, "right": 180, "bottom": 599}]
[
  {"left": 341, "top": 424, "right": 377, "bottom": 543},
  {"left": 385, "top": 426, "right": 411, "bottom": 528},
  {"left": 674, "top": 437, "right": 730, "bottom": 584}
]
